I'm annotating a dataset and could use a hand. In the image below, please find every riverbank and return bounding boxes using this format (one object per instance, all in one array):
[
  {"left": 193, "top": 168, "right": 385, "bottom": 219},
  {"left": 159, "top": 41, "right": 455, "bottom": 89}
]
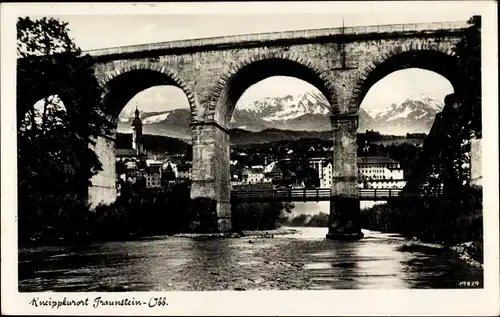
[
  {"left": 359, "top": 188, "right": 483, "bottom": 266},
  {"left": 396, "top": 235, "right": 483, "bottom": 268},
  {"left": 450, "top": 242, "right": 483, "bottom": 268}
]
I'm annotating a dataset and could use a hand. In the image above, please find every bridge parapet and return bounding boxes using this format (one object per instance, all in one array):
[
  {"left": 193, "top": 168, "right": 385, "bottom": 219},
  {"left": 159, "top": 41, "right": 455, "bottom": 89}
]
[{"left": 84, "top": 20, "right": 470, "bottom": 59}]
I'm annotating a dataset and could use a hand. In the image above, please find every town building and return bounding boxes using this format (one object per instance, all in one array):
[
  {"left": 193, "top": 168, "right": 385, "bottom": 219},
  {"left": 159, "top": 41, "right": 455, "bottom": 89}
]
[
  {"left": 317, "top": 156, "right": 406, "bottom": 189},
  {"left": 357, "top": 156, "right": 404, "bottom": 181},
  {"left": 358, "top": 156, "right": 406, "bottom": 189},
  {"left": 176, "top": 163, "right": 192, "bottom": 180},
  {"left": 241, "top": 166, "right": 265, "bottom": 184},
  {"left": 320, "top": 160, "right": 333, "bottom": 188},
  {"left": 144, "top": 166, "right": 162, "bottom": 188}
]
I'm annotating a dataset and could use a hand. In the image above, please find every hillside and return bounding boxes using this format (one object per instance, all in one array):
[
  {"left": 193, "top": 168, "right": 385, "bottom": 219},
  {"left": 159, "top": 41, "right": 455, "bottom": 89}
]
[{"left": 117, "top": 130, "right": 426, "bottom": 155}]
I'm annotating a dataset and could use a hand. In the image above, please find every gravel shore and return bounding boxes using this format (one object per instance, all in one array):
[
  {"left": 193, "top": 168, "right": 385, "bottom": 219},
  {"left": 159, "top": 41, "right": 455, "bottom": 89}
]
[{"left": 173, "top": 227, "right": 300, "bottom": 239}]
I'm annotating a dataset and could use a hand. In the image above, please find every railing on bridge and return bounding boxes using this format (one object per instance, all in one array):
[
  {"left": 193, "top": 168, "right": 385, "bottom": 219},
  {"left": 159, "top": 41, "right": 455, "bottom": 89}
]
[
  {"left": 231, "top": 188, "right": 332, "bottom": 202},
  {"left": 230, "top": 188, "right": 442, "bottom": 202}
]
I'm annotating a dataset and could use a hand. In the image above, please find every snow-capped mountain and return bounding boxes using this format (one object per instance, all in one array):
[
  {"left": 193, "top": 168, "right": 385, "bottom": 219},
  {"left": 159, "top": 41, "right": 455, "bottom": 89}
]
[
  {"left": 236, "top": 92, "right": 330, "bottom": 121},
  {"left": 366, "top": 98, "right": 444, "bottom": 134},
  {"left": 117, "top": 93, "right": 443, "bottom": 139},
  {"left": 231, "top": 92, "right": 332, "bottom": 131}
]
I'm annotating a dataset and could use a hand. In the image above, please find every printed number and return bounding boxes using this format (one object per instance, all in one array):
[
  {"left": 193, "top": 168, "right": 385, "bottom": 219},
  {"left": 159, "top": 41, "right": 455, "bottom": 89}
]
[{"left": 459, "top": 281, "right": 480, "bottom": 287}]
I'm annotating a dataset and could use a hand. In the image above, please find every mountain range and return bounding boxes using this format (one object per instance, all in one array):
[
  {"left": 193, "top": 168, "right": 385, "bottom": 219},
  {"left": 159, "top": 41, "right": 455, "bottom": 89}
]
[{"left": 117, "top": 92, "right": 444, "bottom": 141}]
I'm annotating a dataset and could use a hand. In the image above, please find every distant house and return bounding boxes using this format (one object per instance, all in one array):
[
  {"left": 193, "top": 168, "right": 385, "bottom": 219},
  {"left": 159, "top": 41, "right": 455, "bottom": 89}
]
[
  {"left": 177, "top": 163, "right": 192, "bottom": 180},
  {"left": 241, "top": 166, "right": 267, "bottom": 184},
  {"left": 320, "top": 160, "right": 333, "bottom": 188},
  {"left": 145, "top": 166, "right": 162, "bottom": 188},
  {"left": 264, "top": 162, "right": 282, "bottom": 183}
]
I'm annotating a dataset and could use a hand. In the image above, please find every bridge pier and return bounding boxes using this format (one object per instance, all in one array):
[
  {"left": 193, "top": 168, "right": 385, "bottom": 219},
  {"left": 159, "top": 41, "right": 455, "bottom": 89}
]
[
  {"left": 327, "top": 115, "right": 363, "bottom": 240},
  {"left": 326, "top": 197, "right": 363, "bottom": 240},
  {"left": 190, "top": 122, "right": 232, "bottom": 232}
]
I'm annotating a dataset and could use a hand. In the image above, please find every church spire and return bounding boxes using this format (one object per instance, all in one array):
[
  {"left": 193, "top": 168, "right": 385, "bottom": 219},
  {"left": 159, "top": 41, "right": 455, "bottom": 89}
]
[
  {"left": 131, "top": 106, "right": 142, "bottom": 128},
  {"left": 131, "top": 106, "right": 144, "bottom": 156}
]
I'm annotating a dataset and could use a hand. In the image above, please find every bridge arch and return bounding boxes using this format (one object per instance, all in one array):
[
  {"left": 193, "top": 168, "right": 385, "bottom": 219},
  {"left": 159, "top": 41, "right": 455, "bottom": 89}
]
[
  {"left": 208, "top": 52, "right": 338, "bottom": 127},
  {"left": 90, "top": 65, "right": 196, "bottom": 208},
  {"left": 98, "top": 64, "right": 197, "bottom": 120},
  {"left": 351, "top": 40, "right": 463, "bottom": 111}
]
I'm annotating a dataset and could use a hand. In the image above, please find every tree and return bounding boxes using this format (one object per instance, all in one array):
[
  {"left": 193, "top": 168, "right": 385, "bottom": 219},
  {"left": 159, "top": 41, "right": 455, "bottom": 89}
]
[
  {"left": 453, "top": 15, "right": 481, "bottom": 139},
  {"left": 17, "top": 17, "right": 114, "bottom": 244}
]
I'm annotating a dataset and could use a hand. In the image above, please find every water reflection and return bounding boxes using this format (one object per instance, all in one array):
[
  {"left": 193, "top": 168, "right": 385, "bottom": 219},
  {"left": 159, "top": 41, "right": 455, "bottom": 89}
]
[{"left": 18, "top": 228, "right": 483, "bottom": 291}]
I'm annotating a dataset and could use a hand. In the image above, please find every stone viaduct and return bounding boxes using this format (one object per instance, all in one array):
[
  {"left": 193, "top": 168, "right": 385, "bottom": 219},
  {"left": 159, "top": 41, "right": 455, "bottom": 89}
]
[{"left": 86, "top": 20, "right": 472, "bottom": 239}]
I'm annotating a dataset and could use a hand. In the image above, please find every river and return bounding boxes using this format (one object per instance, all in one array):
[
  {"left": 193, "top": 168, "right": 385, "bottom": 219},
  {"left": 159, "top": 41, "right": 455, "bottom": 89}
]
[{"left": 18, "top": 227, "right": 483, "bottom": 291}]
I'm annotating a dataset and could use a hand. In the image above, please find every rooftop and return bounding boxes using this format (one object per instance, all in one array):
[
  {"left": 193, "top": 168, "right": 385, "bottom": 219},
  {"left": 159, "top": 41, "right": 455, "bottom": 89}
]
[
  {"left": 357, "top": 156, "right": 399, "bottom": 165},
  {"left": 117, "top": 148, "right": 136, "bottom": 157}
]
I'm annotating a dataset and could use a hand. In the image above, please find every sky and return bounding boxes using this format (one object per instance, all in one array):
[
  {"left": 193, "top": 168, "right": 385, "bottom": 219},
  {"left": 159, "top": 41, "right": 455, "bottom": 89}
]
[{"left": 45, "top": 6, "right": 472, "bottom": 116}]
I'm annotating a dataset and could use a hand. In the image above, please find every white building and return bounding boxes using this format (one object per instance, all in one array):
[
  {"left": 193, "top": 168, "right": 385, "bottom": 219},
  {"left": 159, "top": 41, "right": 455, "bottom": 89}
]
[
  {"left": 318, "top": 156, "right": 406, "bottom": 189},
  {"left": 357, "top": 156, "right": 404, "bottom": 181},
  {"left": 242, "top": 167, "right": 264, "bottom": 184},
  {"left": 320, "top": 161, "right": 333, "bottom": 188},
  {"left": 357, "top": 156, "right": 406, "bottom": 189},
  {"left": 309, "top": 157, "right": 327, "bottom": 180},
  {"left": 240, "top": 166, "right": 273, "bottom": 185}
]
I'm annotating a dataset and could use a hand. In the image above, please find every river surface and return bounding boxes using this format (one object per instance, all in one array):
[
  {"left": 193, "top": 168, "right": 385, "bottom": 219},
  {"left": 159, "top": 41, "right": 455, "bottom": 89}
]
[{"left": 18, "top": 227, "right": 483, "bottom": 291}]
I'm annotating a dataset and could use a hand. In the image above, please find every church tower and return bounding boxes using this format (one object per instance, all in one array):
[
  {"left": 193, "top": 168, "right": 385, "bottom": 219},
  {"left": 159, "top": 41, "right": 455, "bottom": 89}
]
[{"left": 131, "top": 107, "right": 145, "bottom": 156}]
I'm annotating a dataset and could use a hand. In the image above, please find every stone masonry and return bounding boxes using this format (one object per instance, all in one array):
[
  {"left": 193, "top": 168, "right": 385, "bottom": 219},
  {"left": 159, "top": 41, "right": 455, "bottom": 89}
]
[
  {"left": 86, "top": 20, "right": 471, "bottom": 238},
  {"left": 88, "top": 135, "right": 117, "bottom": 208}
]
